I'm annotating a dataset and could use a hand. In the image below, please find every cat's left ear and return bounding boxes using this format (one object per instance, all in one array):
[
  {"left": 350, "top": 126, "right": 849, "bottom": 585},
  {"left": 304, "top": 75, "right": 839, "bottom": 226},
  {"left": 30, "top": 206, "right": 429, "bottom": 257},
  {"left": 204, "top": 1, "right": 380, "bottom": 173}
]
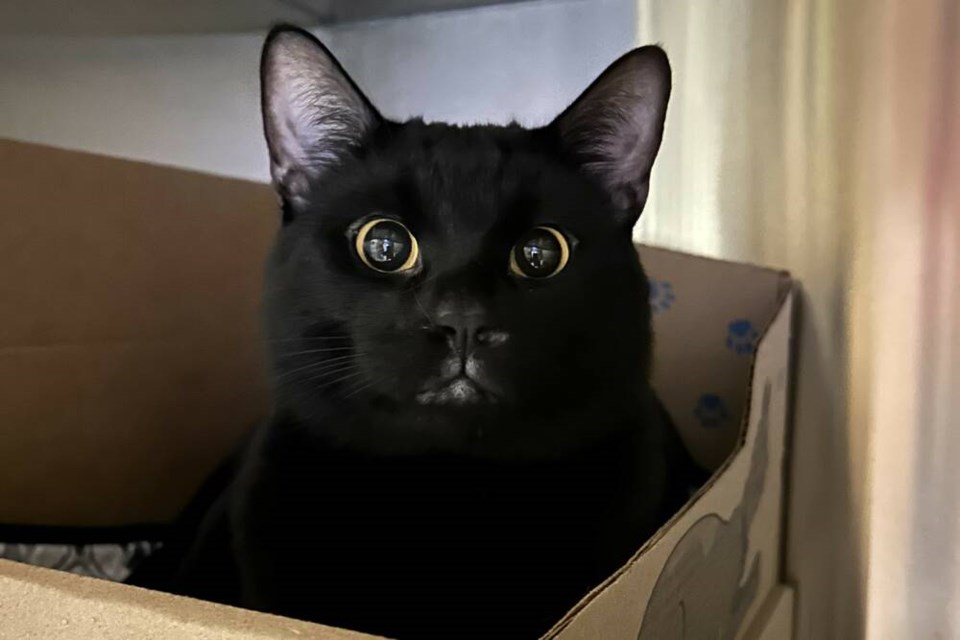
[
  {"left": 551, "top": 46, "right": 671, "bottom": 225},
  {"left": 261, "top": 26, "right": 381, "bottom": 210}
]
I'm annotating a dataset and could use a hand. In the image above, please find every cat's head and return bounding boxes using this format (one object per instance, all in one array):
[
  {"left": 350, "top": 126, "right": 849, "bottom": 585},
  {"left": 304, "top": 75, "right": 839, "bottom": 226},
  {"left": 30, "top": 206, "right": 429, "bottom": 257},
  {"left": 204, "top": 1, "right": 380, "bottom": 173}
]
[{"left": 259, "top": 27, "right": 670, "bottom": 454}]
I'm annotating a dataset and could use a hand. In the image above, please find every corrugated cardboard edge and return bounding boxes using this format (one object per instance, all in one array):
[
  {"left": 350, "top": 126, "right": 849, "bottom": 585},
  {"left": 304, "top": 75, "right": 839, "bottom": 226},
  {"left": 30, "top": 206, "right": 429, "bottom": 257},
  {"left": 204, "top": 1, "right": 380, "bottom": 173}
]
[
  {"left": 541, "top": 264, "right": 794, "bottom": 640},
  {"left": 637, "top": 243, "right": 794, "bottom": 295},
  {"left": 0, "top": 560, "right": 383, "bottom": 640},
  {"left": 741, "top": 586, "right": 795, "bottom": 640}
]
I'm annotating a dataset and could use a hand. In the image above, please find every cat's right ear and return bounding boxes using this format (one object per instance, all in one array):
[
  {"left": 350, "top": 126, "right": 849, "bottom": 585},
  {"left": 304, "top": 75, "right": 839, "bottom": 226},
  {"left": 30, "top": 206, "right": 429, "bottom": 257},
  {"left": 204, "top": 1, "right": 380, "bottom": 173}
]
[
  {"left": 550, "top": 46, "right": 671, "bottom": 226},
  {"left": 261, "top": 26, "right": 381, "bottom": 212}
]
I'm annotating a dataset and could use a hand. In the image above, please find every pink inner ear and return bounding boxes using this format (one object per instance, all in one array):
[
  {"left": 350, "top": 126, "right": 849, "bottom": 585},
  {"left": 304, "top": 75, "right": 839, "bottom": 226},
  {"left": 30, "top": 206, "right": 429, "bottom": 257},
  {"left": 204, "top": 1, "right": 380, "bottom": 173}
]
[
  {"left": 553, "top": 46, "right": 670, "bottom": 216},
  {"left": 261, "top": 29, "right": 380, "bottom": 201}
]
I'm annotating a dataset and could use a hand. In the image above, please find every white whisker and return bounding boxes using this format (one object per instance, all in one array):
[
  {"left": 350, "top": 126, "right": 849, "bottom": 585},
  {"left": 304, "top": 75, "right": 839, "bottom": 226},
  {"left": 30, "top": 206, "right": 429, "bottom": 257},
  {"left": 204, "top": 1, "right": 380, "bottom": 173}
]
[
  {"left": 267, "top": 336, "right": 352, "bottom": 343},
  {"left": 301, "top": 361, "right": 362, "bottom": 383},
  {"left": 274, "top": 353, "right": 359, "bottom": 381},
  {"left": 275, "top": 346, "right": 355, "bottom": 357},
  {"left": 316, "top": 369, "right": 367, "bottom": 389}
]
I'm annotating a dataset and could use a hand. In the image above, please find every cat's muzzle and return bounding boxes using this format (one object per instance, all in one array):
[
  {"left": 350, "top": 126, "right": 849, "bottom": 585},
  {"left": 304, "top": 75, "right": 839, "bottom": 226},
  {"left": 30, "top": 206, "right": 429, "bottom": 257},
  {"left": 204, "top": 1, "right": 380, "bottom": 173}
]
[{"left": 416, "top": 375, "right": 495, "bottom": 405}]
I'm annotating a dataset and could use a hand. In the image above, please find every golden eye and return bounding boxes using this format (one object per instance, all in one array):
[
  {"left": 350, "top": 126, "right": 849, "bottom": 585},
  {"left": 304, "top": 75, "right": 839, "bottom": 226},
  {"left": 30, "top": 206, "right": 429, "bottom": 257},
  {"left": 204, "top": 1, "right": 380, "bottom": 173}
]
[
  {"left": 509, "top": 226, "right": 570, "bottom": 279},
  {"left": 354, "top": 218, "right": 420, "bottom": 273}
]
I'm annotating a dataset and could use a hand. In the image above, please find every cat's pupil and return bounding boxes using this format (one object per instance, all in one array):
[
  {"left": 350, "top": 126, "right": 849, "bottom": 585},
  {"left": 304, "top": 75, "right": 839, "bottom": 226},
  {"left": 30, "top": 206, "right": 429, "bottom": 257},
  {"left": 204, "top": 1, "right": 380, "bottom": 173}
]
[
  {"left": 517, "top": 230, "right": 561, "bottom": 277},
  {"left": 526, "top": 245, "right": 544, "bottom": 268},
  {"left": 364, "top": 221, "right": 410, "bottom": 270},
  {"left": 371, "top": 237, "right": 394, "bottom": 261}
]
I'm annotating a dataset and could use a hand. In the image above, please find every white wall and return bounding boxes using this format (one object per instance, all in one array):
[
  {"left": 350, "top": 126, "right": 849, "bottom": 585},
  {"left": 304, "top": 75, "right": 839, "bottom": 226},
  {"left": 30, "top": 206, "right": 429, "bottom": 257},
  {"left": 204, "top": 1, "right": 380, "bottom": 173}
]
[
  {"left": 331, "top": 0, "right": 637, "bottom": 127},
  {"left": 0, "top": 33, "right": 272, "bottom": 182},
  {"left": 0, "top": 0, "right": 636, "bottom": 182}
]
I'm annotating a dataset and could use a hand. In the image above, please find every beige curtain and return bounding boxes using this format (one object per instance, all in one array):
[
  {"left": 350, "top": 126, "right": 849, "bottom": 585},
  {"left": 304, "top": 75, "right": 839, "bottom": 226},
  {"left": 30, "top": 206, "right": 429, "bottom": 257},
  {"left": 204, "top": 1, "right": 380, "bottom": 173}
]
[{"left": 632, "top": 0, "right": 959, "bottom": 639}]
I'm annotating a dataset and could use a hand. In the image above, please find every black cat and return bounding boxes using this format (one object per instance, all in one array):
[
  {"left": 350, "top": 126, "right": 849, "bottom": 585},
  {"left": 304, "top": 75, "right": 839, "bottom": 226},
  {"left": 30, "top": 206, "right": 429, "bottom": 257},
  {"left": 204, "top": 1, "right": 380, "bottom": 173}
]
[{"left": 128, "top": 26, "right": 703, "bottom": 640}]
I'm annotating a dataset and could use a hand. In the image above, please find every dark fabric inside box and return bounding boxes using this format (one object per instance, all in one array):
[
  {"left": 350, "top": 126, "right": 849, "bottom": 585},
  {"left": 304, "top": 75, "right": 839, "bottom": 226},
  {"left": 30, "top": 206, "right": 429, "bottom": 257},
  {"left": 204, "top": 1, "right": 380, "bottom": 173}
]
[{"left": 0, "top": 525, "right": 167, "bottom": 582}]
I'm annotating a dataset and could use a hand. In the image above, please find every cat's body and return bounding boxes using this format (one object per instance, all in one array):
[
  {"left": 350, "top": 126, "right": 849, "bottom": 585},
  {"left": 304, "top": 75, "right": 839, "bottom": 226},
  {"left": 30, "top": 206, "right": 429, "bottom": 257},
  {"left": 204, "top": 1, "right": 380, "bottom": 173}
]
[
  {"left": 149, "top": 391, "right": 691, "bottom": 639},
  {"left": 128, "top": 27, "right": 703, "bottom": 639}
]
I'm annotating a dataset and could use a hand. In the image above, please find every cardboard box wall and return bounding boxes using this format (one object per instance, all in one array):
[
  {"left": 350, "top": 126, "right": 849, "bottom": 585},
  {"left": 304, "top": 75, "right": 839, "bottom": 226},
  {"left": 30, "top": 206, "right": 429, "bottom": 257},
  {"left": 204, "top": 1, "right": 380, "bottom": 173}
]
[
  {"left": 0, "top": 139, "right": 275, "bottom": 526},
  {"left": 0, "top": 140, "right": 794, "bottom": 639}
]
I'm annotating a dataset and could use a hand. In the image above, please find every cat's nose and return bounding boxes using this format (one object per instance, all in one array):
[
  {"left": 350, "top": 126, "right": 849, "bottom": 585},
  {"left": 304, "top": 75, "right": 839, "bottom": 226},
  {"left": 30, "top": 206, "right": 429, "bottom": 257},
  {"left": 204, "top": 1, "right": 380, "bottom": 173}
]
[{"left": 434, "top": 309, "right": 507, "bottom": 353}]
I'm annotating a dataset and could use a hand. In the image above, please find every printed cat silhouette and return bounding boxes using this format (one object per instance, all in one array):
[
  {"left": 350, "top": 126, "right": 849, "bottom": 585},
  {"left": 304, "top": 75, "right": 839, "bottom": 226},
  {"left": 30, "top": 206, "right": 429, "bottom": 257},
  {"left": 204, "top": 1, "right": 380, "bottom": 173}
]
[{"left": 636, "top": 382, "right": 771, "bottom": 640}]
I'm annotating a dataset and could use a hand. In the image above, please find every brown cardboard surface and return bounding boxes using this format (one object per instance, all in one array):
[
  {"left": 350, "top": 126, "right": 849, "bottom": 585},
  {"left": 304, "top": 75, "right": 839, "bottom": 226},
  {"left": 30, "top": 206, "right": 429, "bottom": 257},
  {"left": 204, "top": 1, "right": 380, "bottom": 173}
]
[
  {"left": 639, "top": 246, "right": 789, "bottom": 469},
  {"left": 742, "top": 586, "right": 795, "bottom": 640},
  {"left": 0, "top": 139, "right": 276, "bottom": 525},
  {"left": 0, "top": 559, "right": 380, "bottom": 640}
]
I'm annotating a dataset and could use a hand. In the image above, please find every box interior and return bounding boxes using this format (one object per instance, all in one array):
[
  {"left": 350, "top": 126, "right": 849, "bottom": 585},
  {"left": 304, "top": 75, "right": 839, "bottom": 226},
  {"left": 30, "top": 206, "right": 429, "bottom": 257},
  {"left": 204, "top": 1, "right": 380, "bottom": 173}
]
[{"left": 0, "top": 140, "right": 793, "bottom": 640}]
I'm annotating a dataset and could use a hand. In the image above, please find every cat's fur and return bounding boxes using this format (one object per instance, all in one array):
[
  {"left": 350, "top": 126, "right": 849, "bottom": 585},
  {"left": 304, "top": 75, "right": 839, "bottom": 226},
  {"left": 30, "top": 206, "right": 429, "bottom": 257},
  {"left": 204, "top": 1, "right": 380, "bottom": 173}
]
[{"left": 128, "top": 26, "right": 704, "bottom": 640}]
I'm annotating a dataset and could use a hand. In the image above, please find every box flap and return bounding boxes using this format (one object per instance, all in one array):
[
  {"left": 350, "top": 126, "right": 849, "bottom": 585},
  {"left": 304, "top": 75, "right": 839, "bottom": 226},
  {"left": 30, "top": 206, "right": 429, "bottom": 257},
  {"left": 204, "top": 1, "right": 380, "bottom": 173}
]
[
  {"left": 0, "top": 140, "right": 275, "bottom": 525},
  {"left": 0, "top": 559, "right": 380, "bottom": 640},
  {"left": 639, "top": 245, "right": 790, "bottom": 469},
  {"left": 548, "top": 288, "right": 794, "bottom": 639}
]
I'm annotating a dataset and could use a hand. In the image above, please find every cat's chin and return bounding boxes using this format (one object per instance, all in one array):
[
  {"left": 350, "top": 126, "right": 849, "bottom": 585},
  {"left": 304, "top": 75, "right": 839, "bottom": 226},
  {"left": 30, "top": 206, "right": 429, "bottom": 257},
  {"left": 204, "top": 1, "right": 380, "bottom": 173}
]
[{"left": 415, "top": 376, "right": 497, "bottom": 406}]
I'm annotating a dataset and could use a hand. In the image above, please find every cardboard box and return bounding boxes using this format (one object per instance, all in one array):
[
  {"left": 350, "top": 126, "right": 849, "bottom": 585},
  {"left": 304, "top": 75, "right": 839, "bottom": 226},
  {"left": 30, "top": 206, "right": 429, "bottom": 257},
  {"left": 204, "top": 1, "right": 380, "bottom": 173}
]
[{"left": 0, "top": 140, "right": 795, "bottom": 639}]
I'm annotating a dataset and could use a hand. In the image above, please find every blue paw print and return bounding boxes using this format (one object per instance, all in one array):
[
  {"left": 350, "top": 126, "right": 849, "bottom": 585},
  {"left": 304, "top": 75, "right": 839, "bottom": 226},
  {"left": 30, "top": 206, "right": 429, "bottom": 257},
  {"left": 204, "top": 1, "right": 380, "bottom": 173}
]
[
  {"left": 649, "top": 280, "right": 676, "bottom": 314},
  {"left": 726, "top": 319, "right": 759, "bottom": 355},
  {"left": 694, "top": 394, "right": 729, "bottom": 428}
]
